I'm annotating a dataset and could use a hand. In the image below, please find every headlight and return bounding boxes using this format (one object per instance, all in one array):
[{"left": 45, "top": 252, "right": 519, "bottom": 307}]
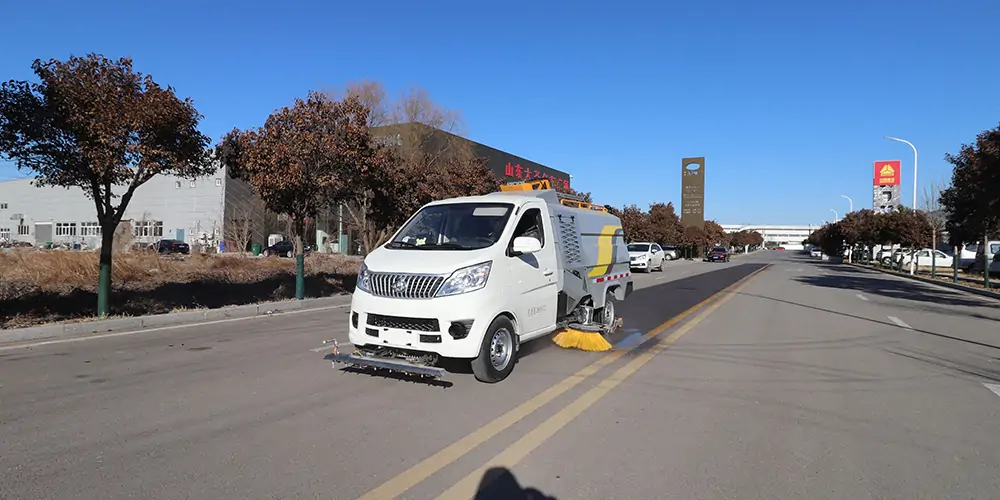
[
  {"left": 436, "top": 261, "right": 492, "bottom": 297},
  {"left": 637, "top": 254, "right": 648, "bottom": 260},
  {"left": 356, "top": 262, "right": 371, "bottom": 292}
]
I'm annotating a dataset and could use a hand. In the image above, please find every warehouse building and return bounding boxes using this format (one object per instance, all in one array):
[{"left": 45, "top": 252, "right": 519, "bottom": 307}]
[
  {"left": 0, "top": 123, "right": 570, "bottom": 254},
  {"left": 720, "top": 224, "right": 817, "bottom": 250}
]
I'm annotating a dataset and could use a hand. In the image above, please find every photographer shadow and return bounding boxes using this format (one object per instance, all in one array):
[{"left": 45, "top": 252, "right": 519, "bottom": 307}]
[{"left": 475, "top": 467, "right": 556, "bottom": 500}]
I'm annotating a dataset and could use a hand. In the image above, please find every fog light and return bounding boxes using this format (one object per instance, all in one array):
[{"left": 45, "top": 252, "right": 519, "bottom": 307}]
[
  {"left": 351, "top": 311, "right": 359, "bottom": 328},
  {"left": 448, "top": 321, "right": 472, "bottom": 340}
]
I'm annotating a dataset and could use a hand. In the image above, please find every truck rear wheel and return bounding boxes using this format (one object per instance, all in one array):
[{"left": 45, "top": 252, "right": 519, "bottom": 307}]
[
  {"left": 471, "top": 316, "right": 517, "bottom": 383},
  {"left": 601, "top": 291, "right": 619, "bottom": 335}
]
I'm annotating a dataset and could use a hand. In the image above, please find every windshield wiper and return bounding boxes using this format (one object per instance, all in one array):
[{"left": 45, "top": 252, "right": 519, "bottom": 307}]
[
  {"left": 386, "top": 241, "right": 417, "bottom": 249},
  {"left": 417, "top": 242, "right": 471, "bottom": 250}
]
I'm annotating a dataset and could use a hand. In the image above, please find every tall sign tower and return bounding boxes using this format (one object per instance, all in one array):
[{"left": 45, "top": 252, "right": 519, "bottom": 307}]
[
  {"left": 681, "top": 157, "right": 705, "bottom": 228},
  {"left": 872, "top": 160, "right": 902, "bottom": 212}
]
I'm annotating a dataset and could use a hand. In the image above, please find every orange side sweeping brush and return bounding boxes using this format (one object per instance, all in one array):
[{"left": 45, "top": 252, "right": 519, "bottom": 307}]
[{"left": 552, "top": 328, "right": 613, "bottom": 352}]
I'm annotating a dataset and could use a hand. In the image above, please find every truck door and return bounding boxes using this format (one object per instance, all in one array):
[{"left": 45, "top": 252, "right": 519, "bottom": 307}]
[{"left": 507, "top": 203, "right": 558, "bottom": 338}]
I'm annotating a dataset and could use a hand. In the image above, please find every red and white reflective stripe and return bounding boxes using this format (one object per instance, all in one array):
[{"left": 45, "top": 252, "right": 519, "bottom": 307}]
[{"left": 593, "top": 272, "right": 630, "bottom": 283}]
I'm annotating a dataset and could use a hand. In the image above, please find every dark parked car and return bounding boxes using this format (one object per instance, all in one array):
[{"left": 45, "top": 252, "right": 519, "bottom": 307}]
[
  {"left": 706, "top": 246, "right": 730, "bottom": 263},
  {"left": 153, "top": 239, "right": 190, "bottom": 254},
  {"left": 262, "top": 240, "right": 311, "bottom": 257}
]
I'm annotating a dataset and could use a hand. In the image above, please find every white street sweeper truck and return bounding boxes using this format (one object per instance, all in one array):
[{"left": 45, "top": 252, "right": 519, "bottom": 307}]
[{"left": 327, "top": 178, "right": 633, "bottom": 383}]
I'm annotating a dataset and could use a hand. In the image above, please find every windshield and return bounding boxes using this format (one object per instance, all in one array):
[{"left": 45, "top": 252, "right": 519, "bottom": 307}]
[
  {"left": 386, "top": 202, "right": 514, "bottom": 251},
  {"left": 628, "top": 244, "right": 650, "bottom": 252},
  {"left": 712, "top": 247, "right": 727, "bottom": 253}
]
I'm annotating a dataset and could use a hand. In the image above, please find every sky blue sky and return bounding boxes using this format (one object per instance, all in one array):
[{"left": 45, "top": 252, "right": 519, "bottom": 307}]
[{"left": 1, "top": 0, "right": 998, "bottom": 225}]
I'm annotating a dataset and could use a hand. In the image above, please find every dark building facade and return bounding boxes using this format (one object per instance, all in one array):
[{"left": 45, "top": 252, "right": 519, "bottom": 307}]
[{"left": 372, "top": 122, "right": 572, "bottom": 189}]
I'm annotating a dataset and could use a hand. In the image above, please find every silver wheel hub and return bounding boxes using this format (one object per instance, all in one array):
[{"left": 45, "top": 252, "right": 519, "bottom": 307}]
[
  {"left": 603, "top": 300, "right": 616, "bottom": 332},
  {"left": 490, "top": 328, "right": 513, "bottom": 370}
]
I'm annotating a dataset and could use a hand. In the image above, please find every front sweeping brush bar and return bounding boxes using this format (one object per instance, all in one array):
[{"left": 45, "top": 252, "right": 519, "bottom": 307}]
[{"left": 326, "top": 340, "right": 446, "bottom": 379}]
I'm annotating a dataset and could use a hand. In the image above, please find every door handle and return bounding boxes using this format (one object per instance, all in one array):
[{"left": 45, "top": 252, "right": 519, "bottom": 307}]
[{"left": 543, "top": 269, "right": 554, "bottom": 276}]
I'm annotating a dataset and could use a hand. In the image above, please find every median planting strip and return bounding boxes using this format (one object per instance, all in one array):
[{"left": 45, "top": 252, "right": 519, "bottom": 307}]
[{"left": 848, "top": 263, "right": 999, "bottom": 301}]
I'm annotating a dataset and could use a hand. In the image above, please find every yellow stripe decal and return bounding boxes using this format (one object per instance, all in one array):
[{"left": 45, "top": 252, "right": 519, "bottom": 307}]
[{"left": 587, "top": 225, "right": 623, "bottom": 278}]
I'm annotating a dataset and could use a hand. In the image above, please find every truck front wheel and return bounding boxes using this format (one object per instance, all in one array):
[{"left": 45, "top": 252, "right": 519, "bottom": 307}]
[{"left": 471, "top": 316, "right": 517, "bottom": 383}]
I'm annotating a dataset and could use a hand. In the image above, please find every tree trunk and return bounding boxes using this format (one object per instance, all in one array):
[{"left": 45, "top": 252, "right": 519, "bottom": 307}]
[
  {"left": 292, "top": 217, "right": 306, "bottom": 299},
  {"left": 953, "top": 245, "right": 959, "bottom": 284},
  {"left": 98, "top": 223, "right": 116, "bottom": 318},
  {"left": 984, "top": 233, "right": 991, "bottom": 289}
]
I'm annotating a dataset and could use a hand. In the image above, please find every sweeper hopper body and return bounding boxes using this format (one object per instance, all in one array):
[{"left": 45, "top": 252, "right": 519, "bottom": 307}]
[{"left": 329, "top": 179, "right": 633, "bottom": 383}]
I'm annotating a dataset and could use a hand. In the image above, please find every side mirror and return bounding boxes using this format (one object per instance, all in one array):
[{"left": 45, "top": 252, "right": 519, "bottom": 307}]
[{"left": 511, "top": 236, "right": 542, "bottom": 255}]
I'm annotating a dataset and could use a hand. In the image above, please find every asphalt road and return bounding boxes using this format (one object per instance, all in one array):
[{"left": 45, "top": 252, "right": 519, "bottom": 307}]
[{"left": 2, "top": 252, "right": 999, "bottom": 499}]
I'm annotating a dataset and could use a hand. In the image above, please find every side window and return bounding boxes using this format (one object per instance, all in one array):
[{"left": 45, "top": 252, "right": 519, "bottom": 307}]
[
  {"left": 651, "top": 244, "right": 661, "bottom": 253},
  {"left": 510, "top": 208, "right": 545, "bottom": 248}
]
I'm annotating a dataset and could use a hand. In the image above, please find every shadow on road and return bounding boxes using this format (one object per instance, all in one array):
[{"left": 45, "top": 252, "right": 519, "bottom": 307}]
[
  {"left": 881, "top": 345, "right": 1000, "bottom": 383},
  {"left": 793, "top": 272, "right": 996, "bottom": 309},
  {"left": 741, "top": 291, "right": 1000, "bottom": 352},
  {"left": 475, "top": 467, "right": 557, "bottom": 500},
  {"left": 740, "top": 292, "right": 1000, "bottom": 381}
]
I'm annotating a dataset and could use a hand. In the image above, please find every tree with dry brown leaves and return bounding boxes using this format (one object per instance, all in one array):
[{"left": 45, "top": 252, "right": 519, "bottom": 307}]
[
  {"left": 648, "top": 202, "right": 684, "bottom": 246},
  {"left": 217, "top": 92, "right": 391, "bottom": 296},
  {"left": 0, "top": 54, "right": 214, "bottom": 317},
  {"left": 703, "top": 220, "right": 726, "bottom": 246},
  {"left": 615, "top": 204, "right": 653, "bottom": 243}
]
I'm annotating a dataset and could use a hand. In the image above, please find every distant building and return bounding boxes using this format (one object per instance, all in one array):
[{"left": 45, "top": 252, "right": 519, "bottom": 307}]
[
  {"left": 720, "top": 224, "right": 817, "bottom": 249},
  {"left": 0, "top": 123, "right": 570, "bottom": 254}
]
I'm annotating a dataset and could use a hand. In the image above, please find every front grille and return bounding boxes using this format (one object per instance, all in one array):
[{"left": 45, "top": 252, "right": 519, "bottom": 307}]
[
  {"left": 367, "top": 313, "right": 440, "bottom": 332},
  {"left": 368, "top": 273, "right": 445, "bottom": 299}
]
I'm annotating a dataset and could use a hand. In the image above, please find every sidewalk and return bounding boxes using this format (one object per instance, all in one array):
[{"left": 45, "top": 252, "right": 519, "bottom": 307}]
[{"left": 0, "top": 294, "right": 352, "bottom": 345}]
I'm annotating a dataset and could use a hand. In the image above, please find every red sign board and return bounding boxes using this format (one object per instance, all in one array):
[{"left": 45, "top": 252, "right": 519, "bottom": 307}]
[
  {"left": 504, "top": 161, "right": 570, "bottom": 190},
  {"left": 874, "top": 160, "right": 901, "bottom": 186}
]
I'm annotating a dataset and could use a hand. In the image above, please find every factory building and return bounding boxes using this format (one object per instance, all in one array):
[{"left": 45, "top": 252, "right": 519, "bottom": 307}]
[{"left": 0, "top": 123, "right": 570, "bottom": 254}]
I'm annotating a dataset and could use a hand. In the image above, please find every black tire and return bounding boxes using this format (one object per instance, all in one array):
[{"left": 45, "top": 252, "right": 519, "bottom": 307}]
[{"left": 471, "top": 316, "right": 518, "bottom": 383}]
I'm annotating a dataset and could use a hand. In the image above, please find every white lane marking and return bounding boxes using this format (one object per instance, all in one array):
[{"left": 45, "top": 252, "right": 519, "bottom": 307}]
[
  {"left": 856, "top": 294, "right": 869, "bottom": 301},
  {"left": 984, "top": 383, "right": 1000, "bottom": 399},
  {"left": 656, "top": 276, "right": 667, "bottom": 280},
  {"left": 0, "top": 304, "right": 349, "bottom": 352},
  {"left": 887, "top": 316, "right": 912, "bottom": 329}
]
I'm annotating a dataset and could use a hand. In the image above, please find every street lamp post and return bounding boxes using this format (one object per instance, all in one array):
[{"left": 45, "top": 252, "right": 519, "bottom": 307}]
[
  {"left": 886, "top": 136, "right": 919, "bottom": 275},
  {"left": 830, "top": 209, "right": 838, "bottom": 221},
  {"left": 884, "top": 136, "right": 918, "bottom": 209},
  {"left": 840, "top": 195, "right": 853, "bottom": 212},
  {"left": 841, "top": 195, "right": 854, "bottom": 262}
]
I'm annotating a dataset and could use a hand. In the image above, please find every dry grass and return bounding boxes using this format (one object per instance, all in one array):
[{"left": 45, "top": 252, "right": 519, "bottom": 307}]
[{"left": 0, "top": 249, "right": 360, "bottom": 329}]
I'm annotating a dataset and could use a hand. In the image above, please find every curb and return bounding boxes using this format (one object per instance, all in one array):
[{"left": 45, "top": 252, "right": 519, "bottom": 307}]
[
  {"left": 0, "top": 294, "right": 353, "bottom": 345},
  {"left": 848, "top": 263, "right": 1000, "bottom": 301}
]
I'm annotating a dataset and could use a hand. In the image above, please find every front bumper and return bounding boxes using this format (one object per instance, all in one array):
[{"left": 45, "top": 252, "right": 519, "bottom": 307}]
[
  {"left": 347, "top": 289, "right": 496, "bottom": 359},
  {"left": 629, "top": 260, "right": 648, "bottom": 269}
]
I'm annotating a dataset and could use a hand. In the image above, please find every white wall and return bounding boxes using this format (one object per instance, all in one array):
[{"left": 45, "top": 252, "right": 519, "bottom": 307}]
[{"left": 0, "top": 166, "right": 226, "bottom": 248}]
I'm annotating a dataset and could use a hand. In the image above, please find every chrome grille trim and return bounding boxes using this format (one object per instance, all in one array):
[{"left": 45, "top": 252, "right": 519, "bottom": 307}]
[{"left": 368, "top": 273, "right": 447, "bottom": 299}]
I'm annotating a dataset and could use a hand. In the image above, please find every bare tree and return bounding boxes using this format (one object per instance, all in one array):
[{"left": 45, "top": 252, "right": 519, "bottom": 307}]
[
  {"left": 224, "top": 200, "right": 256, "bottom": 253},
  {"left": 921, "top": 179, "right": 949, "bottom": 251},
  {"left": 323, "top": 80, "right": 489, "bottom": 254}
]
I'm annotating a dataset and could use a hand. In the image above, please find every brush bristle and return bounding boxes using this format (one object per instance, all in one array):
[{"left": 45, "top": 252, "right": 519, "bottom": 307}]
[{"left": 552, "top": 329, "right": 613, "bottom": 352}]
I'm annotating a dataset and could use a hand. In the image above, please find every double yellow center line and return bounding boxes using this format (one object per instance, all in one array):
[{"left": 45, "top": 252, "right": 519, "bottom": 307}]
[{"left": 360, "top": 264, "right": 770, "bottom": 500}]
